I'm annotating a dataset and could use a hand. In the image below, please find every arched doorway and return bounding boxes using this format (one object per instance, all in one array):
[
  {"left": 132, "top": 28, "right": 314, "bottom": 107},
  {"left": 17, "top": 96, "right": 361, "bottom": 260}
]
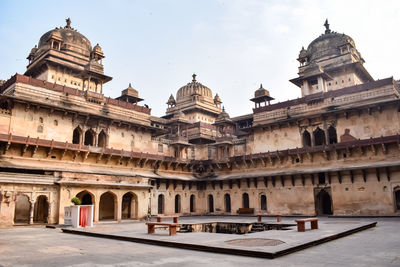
[
  {"left": 260, "top": 195, "right": 267, "bottom": 211},
  {"left": 98, "top": 130, "right": 107, "bottom": 148},
  {"left": 174, "top": 195, "right": 181, "bottom": 213},
  {"left": 14, "top": 194, "right": 30, "bottom": 224},
  {"left": 328, "top": 126, "right": 337, "bottom": 144},
  {"left": 99, "top": 192, "right": 116, "bottom": 220},
  {"left": 315, "top": 189, "right": 333, "bottom": 215},
  {"left": 242, "top": 193, "right": 249, "bottom": 208},
  {"left": 76, "top": 190, "right": 93, "bottom": 205},
  {"left": 224, "top": 194, "right": 231, "bottom": 212},
  {"left": 122, "top": 192, "right": 137, "bottom": 219},
  {"left": 395, "top": 189, "right": 400, "bottom": 211},
  {"left": 33, "top": 195, "right": 49, "bottom": 223},
  {"left": 72, "top": 127, "right": 82, "bottom": 144},
  {"left": 314, "top": 128, "right": 326, "bottom": 146},
  {"left": 158, "top": 194, "right": 164, "bottom": 214},
  {"left": 190, "top": 194, "right": 195, "bottom": 213},
  {"left": 208, "top": 194, "right": 214, "bottom": 213},
  {"left": 303, "top": 130, "right": 311, "bottom": 147},
  {"left": 84, "top": 130, "right": 95, "bottom": 146}
]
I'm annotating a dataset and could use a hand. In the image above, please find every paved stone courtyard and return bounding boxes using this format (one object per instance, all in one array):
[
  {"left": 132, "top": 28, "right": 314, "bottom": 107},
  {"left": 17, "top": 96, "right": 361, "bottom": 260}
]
[{"left": 0, "top": 217, "right": 399, "bottom": 266}]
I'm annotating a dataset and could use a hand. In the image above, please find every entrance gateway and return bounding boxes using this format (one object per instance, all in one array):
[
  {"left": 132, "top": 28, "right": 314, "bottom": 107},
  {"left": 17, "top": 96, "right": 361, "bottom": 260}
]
[{"left": 314, "top": 187, "right": 333, "bottom": 215}]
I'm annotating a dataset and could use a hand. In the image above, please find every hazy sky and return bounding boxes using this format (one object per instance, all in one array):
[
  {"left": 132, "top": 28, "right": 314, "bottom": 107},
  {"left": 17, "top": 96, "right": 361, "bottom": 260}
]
[{"left": 1, "top": 0, "right": 399, "bottom": 117}]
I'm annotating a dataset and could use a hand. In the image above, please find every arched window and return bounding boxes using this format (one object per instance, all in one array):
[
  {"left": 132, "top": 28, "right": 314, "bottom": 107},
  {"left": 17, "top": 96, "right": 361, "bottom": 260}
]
[
  {"left": 98, "top": 130, "right": 107, "bottom": 148},
  {"left": 84, "top": 130, "right": 95, "bottom": 146},
  {"left": 174, "top": 195, "right": 181, "bottom": 213},
  {"left": 328, "top": 126, "right": 337, "bottom": 144},
  {"left": 208, "top": 194, "right": 214, "bottom": 213},
  {"left": 242, "top": 193, "right": 249, "bottom": 208},
  {"left": 224, "top": 194, "right": 231, "bottom": 212},
  {"left": 72, "top": 127, "right": 82, "bottom": 144},
  {"left": 158, "top": 194, "right": 164, "bottom": 214},
  {"left": 303, "top": 130, "right": 311, "bottom": 147},
  {"left": 190, "top": 194, "right": 195, "bottom": 213},
  {"left": 314, "top": 127, "right": 326, "bottom": 146},
  {"left": 260, "top": 195, "right": 267, "bottom": 211}
]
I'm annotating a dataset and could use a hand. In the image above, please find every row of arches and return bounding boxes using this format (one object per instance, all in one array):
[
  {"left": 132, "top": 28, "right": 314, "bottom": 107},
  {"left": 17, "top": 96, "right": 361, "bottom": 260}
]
[
  {"left": 157, "top": 193, "right": 268, "bottom": 214},
  {"left": 77, "top": 190, "right": 137, "bottom": 220},
  {"left": 72, "top": 127, "right": 107, "bottom": 147},
  {"left": 303, "top": 126, "right": 337, "bottom": 147},
  {"left": 14, "top": 195, "right": 49, "bottom": 224}
]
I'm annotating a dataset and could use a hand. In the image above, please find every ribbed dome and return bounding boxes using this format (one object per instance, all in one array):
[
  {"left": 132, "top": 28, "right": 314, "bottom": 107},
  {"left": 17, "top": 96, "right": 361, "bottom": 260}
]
[
  {"left": 37, "top": 18, "right": 92, "bottom": 58},
  {"left": 176, "top": 74, "right": 213, "bottom": 102},
  {"left": 307, "top": 32, "right": 354, "bottom": 63}
]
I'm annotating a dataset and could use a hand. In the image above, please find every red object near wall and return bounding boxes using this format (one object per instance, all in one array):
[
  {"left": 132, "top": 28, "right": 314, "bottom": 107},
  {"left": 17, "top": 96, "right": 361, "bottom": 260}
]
[{"left": 79, "top": 207, "right": 89, "bottom": 227}]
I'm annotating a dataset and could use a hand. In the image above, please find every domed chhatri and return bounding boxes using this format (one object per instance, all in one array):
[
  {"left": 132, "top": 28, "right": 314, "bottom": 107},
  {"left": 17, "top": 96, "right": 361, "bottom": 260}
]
[
  {"left": 250, "top": 84, "right": 274, "bottom": 109},
  {"left": 176, "top": 74, "right": 213, "bottom": 102},
  {"left": 25, "top": 18, "right": 112, "bottom": 93},
  {"left": 290, "top": 19, "right": 373, "bottom": 97},
  {"left": 165, "top": 73, "right": 223, "bottom": 124}
]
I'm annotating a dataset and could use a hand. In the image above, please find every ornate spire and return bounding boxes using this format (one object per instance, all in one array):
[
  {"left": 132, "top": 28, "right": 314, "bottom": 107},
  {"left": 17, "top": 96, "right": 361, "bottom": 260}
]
[
  {"left": 324, "top": 19, "right": 331, "bottom": 34},
  {"left": 192, "top": 73, "right": 197, "bottom": 82},
  {"left": 65, "top": 18, "right": 72, "bottom": 29}
]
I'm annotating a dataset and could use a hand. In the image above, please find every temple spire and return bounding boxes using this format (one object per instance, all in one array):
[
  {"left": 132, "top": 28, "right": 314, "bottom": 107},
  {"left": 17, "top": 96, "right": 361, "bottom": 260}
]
[{"left": 324, "top": 19, "right": 331, "bottom": 34}]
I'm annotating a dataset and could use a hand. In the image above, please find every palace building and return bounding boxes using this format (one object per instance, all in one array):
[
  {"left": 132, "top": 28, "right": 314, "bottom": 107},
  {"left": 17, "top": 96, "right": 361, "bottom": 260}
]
[{"left": 0, "top": 19, "right": 399, "bottom": 226}]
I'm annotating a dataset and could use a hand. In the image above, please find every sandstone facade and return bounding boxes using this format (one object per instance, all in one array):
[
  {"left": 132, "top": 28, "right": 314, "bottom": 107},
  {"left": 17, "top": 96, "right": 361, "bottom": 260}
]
[{"left": 0, "top": 19, "right": 399, "bottom": 226}]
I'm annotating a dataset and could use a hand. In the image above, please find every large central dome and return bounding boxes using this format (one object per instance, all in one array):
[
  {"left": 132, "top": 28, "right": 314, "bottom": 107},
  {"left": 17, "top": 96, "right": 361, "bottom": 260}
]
[
  {"left": 306, "top": 20, "right": 356, "bottom": 63},
  {"left": 176, "top": 74, "right": 213, "bottom": 102},
  {"left": 37, "top": 18, "right": 92, "bottom": 58}
]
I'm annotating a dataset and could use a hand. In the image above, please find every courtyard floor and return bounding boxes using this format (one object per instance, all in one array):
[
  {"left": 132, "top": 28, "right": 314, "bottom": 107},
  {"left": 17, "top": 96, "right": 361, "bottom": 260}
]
[{"left": 0, "top": 216, "right": 399, "bottom": 266}]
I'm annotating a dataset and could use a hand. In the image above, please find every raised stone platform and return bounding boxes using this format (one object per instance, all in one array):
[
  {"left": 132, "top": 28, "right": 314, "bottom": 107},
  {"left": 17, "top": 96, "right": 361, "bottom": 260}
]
[{"left": 61, "top": 216, "right": 377, "bottom": 259}]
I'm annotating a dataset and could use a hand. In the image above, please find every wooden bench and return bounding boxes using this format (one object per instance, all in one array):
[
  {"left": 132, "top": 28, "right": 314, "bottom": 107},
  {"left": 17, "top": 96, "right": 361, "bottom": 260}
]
[
  {"left": 237, "top": 208, "right": 254, "bottom": 214},
  {"left": 295, "top": 218, "right": 318, "bottom": 232},
  {"left": 156, "top": 215, "right": 179, "bottom": 223},
  {"left": 256, "top": 214, "right": 282, "bottom": 222},
  {"left": 145, "top": 222, "right": 178, "bottom": 236}
]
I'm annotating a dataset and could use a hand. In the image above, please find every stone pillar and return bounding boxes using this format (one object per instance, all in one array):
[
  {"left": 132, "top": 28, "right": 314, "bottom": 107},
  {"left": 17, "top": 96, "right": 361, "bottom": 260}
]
[
  {"left": 324, "top": 128, "right": 329, "bottom": 145},
  {"left": 94, "top": 195, "right": 100, "bottom": 223},
  {"left": 29, "top": 200, "right": 35, "bottom": 224},
  {"left": 311, "top": 130, "right": 315, "bottom": 147},
  {"left": 302, "top": 81, "right": 309, "bottom": 96},
  {"left": 116, "top": 195, "right": 122, "bottom": 223}
]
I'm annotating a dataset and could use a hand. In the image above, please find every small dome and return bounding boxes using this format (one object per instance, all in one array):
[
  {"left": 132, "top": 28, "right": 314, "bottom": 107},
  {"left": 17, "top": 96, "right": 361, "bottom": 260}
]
[
  {"left": 298, "top": 46, "right": 307, "bottom": 59},
  {"left": 93, "top": 43, "right": 103, "bottom": 55},
  {"left": 254, "top": 84, "right": 270, "bottom": 98},
  {"left": 37, "top": 18, "right": 92, "bottom": 58},
  {"left": 176, "top": 74, "right": 213, "bottom": 102},
  {"left": 217, "top": 107, "right": 230, "bottom": 120},
  {"left": 121, "top": 83, "right": 139, "bottom": 98},
  {"left": 167, "top": 94, "right": 176, "bottom": 105},
  {"left": 214, "top": 93, "right": 222, "bottom": 104},
  {"left": 306, "top": 20, "right": 355, "bottom": 63}
]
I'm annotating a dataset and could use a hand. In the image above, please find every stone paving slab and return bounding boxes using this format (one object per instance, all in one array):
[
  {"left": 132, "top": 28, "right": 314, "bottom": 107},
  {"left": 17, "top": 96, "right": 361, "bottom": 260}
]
[{"left": 62, "top": 216, "right": 377, "bottom": 258}]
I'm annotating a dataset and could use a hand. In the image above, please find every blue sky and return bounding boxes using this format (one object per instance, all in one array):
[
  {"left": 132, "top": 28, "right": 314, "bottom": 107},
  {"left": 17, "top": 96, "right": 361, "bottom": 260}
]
[{"left": 1, "top": 0, "right": 399, "bottom": 117}]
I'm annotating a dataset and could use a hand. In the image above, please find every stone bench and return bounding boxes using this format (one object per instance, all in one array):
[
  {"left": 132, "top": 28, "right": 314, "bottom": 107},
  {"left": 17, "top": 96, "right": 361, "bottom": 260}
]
[
  {"left": 255, "top": 214, "right": 282, "bottom": 222},
  {"left": 295, "top": 218, "right": 318, "bottom": 232},
  {"left": 156, "top": 215, "right": 179, "bottom": 223},
  {"left": 145, "top": 222, "right": 178, "bottom": 236}
]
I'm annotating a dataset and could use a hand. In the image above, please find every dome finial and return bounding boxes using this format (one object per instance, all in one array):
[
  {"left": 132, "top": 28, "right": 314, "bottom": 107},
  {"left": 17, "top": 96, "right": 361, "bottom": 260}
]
[
  {"left": 65, "top": 18, "right": 71, "bottom": 29},
  {"left": 260, "top": 83, "right": 263, "bottom": 88},
  {"left": 324, "top": 19, "right": 331, "bottom": 34},
  {"left": 192, "top": 73, "right": 197, "bottom": 82}
]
